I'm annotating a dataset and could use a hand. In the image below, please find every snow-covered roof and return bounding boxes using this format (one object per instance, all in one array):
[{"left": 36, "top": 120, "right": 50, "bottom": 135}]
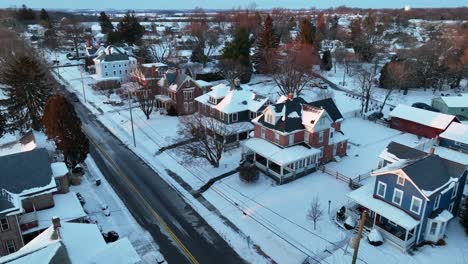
[
  {"left": 438, "top": 94, "right": 468, "bottom": 108},
  {"left": 348, "top": 179, "right": 420, "bottom": 230},
  {"left": 88, "top": 238, "right": 141, "bottom": 264},
  {"left": 22, "top": 192, "right": 87, "bottom": 235},
  {"left": 209, "top": 83, "right": 230, "bottom": 99},
  {"left": 243, "top": 138, "right": 320, "bottom": 166},
  {"left": 50, "top": 162, "right": 68, "bottom": 178},
  {"left": 433, "top": 210, "right": 453, "bottom": 222},
  {"left": 142, "top": 62, "right": 167, "bottom": 68},
  {"left": 440, "top": 122, "right": 468, "bottom": 145},
  {"left": 390, "top": 104, "right": 456, "bottom": 130},
  {"left": 201, "top": 117, "right": 254, "bottom": 136},
  {"left": 195, "top": 80, "right": 212, "bottom": 87}
]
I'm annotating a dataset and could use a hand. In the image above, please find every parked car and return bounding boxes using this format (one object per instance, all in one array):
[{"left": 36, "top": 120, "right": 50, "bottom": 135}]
[
  {"left": 102, "top": 205, "right": 111, "bottom": 216},
  {"left": 155, "top": 252, "right": 167, "bottom": 264},
  {"left": 102, "top": 231, "right": 119, "bottom": 243},
  {"left": 411, "top": 102, "right": 439, "bottom": 112},
  {"left": 76, "top": 192, "right": 85, "bottom": 206},
  {"left": 319, "top": 84, "right": 328, "bottom": 89},
  {"left": 368, "top": 112, "right": 383, "bottom": 121}
]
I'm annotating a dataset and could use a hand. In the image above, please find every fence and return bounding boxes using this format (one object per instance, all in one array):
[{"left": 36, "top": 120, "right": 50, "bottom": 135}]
[{"left": 321, "top": 166, "right": 362, "bottom": 189}]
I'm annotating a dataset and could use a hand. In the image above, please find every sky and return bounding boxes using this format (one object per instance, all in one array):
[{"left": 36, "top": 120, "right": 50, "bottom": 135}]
[{"left": 0, "top": 0, "right": 466, "bottom": 10}]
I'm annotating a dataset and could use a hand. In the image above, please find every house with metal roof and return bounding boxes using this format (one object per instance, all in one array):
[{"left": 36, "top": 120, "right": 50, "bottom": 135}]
[
  {"left": 347, "top": 153, "right": 467, "bottom": 252},
  {"left": 242, "top": 94, "right": 348, "bottom": 184},
  {"left": 432, "top": 94, "right": 468, "bottom": 119}
]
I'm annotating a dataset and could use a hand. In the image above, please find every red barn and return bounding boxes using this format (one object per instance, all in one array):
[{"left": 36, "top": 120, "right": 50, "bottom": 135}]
[{"left": 389, "top": 104, "right": 458, "bottom": 139}]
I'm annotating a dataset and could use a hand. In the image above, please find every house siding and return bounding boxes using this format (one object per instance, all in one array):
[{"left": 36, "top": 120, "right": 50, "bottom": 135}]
[
  {"left": 21, "top": 193, "right": 54, "bottom": 212},
  {"left": 0, "top": 215, "right": 23, "bottom": 256},
  {"left": 439, "top": 138, "right": 468, "bottom": 153}
]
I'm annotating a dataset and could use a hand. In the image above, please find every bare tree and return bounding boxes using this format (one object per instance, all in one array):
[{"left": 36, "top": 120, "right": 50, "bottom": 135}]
[
  {"left": 379, "top": 62, "right": 410, "bottom": 112},
  {"left": 307, "top": 196, "right": 323, "bottom": 230},
  {"left": 60, "top": 16, "right": 85, "bottom": 59},
  {"left": 334, "top": 47, "right": 357, "bottom": 86},
  {"left": 272, "top": 42, "right": 320, "bottom": 96},
  {"left": 181, "top": 62, "right": 203, "bottom": 80},
  {"left": 147, "top": 36, "right": 175, "bottom": 63},
  {"left": 135, "top": 88, "right": 155, "bottom": 119},
  {"left": 177, "top": 114, "right": 230, "bottom": 168},
  {"left": 218, "top": 59, "right": 249, "bottom": 85}
]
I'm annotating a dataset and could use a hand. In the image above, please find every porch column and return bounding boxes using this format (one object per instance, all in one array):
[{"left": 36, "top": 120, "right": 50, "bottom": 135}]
[
  {"left": 373, "top": 213, "right": 377, "bottom": 227},
  {"left": 280, "top": 166, "right": 283, "bottom": 176}
]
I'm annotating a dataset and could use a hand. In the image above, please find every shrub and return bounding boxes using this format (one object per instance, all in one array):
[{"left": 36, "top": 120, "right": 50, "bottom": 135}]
[{"left": 239, "top": 160, "right": 258, "bottom": 182}]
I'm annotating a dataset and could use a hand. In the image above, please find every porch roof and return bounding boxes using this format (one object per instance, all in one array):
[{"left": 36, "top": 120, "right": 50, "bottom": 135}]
[
  {"left": 155, "top": 95, "right": 172, "bottom": 102},
  {"left": 347, "top": 179, "right": 420, "bottom": 230},
  {"left": 243, "top": 138, "right": 320, "bottom": 166}
]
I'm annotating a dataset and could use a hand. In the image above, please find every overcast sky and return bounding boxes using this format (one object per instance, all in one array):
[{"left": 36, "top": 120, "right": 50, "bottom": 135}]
[{"left": 0, "top": 0, "right": 466, "bottom": 10}]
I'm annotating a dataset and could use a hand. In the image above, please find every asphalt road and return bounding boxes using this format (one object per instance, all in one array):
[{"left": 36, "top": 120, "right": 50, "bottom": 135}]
[{"left": 67, "top": 92, "right": 246, "bottom": 264}]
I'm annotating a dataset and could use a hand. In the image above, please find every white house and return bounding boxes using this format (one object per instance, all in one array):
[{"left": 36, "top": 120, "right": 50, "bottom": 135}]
[{"left": 93, "top": 46, "right": 137, "bottom": 82}]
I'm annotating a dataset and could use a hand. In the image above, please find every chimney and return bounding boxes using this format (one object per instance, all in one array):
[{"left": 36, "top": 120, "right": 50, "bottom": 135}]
[
  {"left": 51, "top": 217, "right": 61, "bottom": 240},
  {"left": 233, "top": 78, "right": 240, "bottom": 87},
  {"left": 288, "top": 92, "right": 294, "bottom": 100},
  {"left": 429, "top": 147, "right": 435, "bottom": 156}
]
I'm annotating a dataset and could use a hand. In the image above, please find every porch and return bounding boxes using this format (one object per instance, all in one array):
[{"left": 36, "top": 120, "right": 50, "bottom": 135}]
[
  {"left": 242, "top": 138, "right": 320, "bottom": 184},
  {"left": 347, "top": 182, "right": 420, "bottom": 251},
  {"left": 155, "top": 95, "right": 173, "bottom": 112}
]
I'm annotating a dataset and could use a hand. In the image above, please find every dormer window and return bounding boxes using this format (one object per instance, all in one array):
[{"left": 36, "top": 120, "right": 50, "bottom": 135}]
[
  {"left": 265, "top": 113, "right": 274, "bottom": 125},
  {"left": 209, "top": 96, "right": 217, "bottom": 105},
  {"left": 397, "top": 176, "right": 405, "bottom": 186},
  {"left": 185, "top": 81, "right": 190, "bottom": 88}
]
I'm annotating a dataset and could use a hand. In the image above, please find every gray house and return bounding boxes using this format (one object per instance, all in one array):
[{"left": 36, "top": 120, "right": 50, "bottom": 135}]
[
  {"left": 439, "top": 122, "right": 468, "bottom": 154},
  {"left": 195, "top": 80, "right": 270, "bottom": 144}
]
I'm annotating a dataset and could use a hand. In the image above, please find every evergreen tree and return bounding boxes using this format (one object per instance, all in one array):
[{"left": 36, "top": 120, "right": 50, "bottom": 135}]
[
  {"left": 98, "top": 11, "right": 114, "bottom": 35},
  {"left": 16, "top": 4, "right": 36, "bottom": 22},
  {"left": 39, "top": 8, "right": 50, "bottom": 23},
  {"left": 43, "top": 95, "right": 89, "bottom": 169},
  {"left": 321, "top": 50, "right": 333, "bottom": 71},
  {"left": 298, "top": 17, "right": 315, "bottom": 46},
  {"left": 0, "top": 55, "right": 53, "bottom": 132},
  {"left": 253, "top": 15, "right": 278, "bottom": 74},
  {"left": 190, "top": 44, "right": 207, "bottom": 64},
  {"left": 117, "top": 11, "right": 145, "bottom": 45},
  {"left": 44, "top": 26, "right": 59, "bottom": 49},
  {"left": 221, "top": 26, "right": 252, "bottom": 83},
  {"left": 0, "top": 111, "right": 6, "bottom": 137}
]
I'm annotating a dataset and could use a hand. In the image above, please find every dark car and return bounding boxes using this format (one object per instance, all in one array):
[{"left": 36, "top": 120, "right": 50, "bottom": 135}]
[
  {"left": 368, "top": 112, "right": 383, "bottom": 121},
  {"left": 411, "top": 102, "right": 439, "bottom": 112},
  {"left": 103, "top": 231, "right": 119, "bottom": 243}
]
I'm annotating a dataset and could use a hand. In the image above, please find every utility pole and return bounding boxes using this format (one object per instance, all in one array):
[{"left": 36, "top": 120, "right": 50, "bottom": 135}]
[
  {"left": 128, "top": 91, "right": 137, "bottom": 148},
  {"left": 352, "top": 210, "right": 367, "bottom": 264},
  {"left": 79, "top": 67, "right": 87, "bottom": 103}
]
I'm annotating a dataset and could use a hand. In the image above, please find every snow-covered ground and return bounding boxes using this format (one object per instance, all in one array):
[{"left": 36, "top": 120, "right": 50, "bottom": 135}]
[{"left": 71, "top": 157, "right": 161, "bottom": 262}]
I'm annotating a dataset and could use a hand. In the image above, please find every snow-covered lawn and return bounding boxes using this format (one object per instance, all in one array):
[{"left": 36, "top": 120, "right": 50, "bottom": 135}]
[
  {"left": 203, "top": 172, "right": 353, "bottom": 264},
  {"left": 326, "top": 118, "right": 421, "bottom": 177},
  {"left": 71, "top": 157, "right": 160, "bottom": 262}
]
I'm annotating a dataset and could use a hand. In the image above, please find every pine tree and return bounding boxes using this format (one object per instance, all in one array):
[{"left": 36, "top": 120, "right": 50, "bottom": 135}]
[
  {"left": 0, "top": 55, "right": 53, "bottom": 132},
  {"left": 190, "top": 44, "right": 207, "bottom": 64},
  {"left": 43, "top": 95, "right": 89, "bottom": 169},
  {"left": 98, "top": 11, "right": 114, "bottom": 35},
  {"left": 253, "top": 15, "right": 278, "bottom": 74},
  {"left": 321, "top": 50, "right": 333, "bottom": 71},
  {"left": 39, "top": 8, "right": 50, "bottom": 23},
  {"left": 117, "top": 11, "right": 145, "bottom": 45},
  {"left": 221, "top": 26, "right": 252, "bottom": 83},
  {"left": 0, "top": 111, "right": 6, "bottom": 137}
]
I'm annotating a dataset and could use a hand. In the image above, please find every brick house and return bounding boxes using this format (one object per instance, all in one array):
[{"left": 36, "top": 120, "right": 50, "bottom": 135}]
[
  {"left": 195, "top": 79, "right": 270, "bottom": 144},
  {"left": 389, "top": 104, "right": 459, "bottom": 139},
  {"left": 242, "top": 95, "right": 348, "bottom": 184},
  {"left": 0, "top": 149, "right": 85, "bottom": 256},
  {"left": 155, "top": 69, "right": 211, "bottom": 115}
]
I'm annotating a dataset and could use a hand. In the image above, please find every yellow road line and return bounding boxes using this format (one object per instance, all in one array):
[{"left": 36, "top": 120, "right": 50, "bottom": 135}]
[{"left": 84, "top": 129, "right": 199, "bottom": 264}]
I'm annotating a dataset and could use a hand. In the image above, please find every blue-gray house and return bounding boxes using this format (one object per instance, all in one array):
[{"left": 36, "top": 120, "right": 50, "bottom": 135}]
[
  {"left": 348, "top": 154, "right": 467, "bottom": 252},
  {"left": 439, "top": 122, "right": 468, "bottom": 154}
]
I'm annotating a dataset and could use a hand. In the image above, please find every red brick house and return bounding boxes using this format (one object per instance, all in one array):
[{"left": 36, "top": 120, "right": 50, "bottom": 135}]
[
  {"left": 154, "top": 69, "right": 212, "bottom": 115},
  {"left": 389, "top": 104, "right": 459, "bottom": 139},
  {"left": 243, "top": 95, "right": 348, "bottom": 184}
]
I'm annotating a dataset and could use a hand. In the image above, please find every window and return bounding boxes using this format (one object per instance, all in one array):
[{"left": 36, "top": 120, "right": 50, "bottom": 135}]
[
  {"left": 434, "top": 194, "right": 440, "bottom": 210},
  {"left": 105, "top": 72, "right": 108, "bottom": 77},
  {"left": 397, "top": 176, "right": 405, "bottom": 186},
  {"left": 219, "top": 112, "right": 225, "bottom": 120},
  {"left": 183, "top": 102, "right": 188, "bottom": 112},
  {"left": 188, "top": 102, "right": 194, "bottom": 112},
  {"left": 55, "top": 179, "right": 61, "bottom": 190},
  {"left": 113, "top": 70, "right": 116, "bottom": 76},
  {"left": 5, "top": 240, "right": 15, "bottom": 254},
  {"left": 410, "top": 196, "right": 422, "bottom": 215},
  {"left": 451, "top": 182, "right": 458, "bottom": 199},
  {"left": 376, "top": 181, "right": 387, "bottom": 198},
  {"left": 185, "top": 81, "right": 190, "bottom": 88},
  {"left": 392, "top": 189, "right": 403, "bottom": 206},
  {"left": 319, "top": 131, "right": 324, "bottom": 143},
  {"left": 119, "top": 64, "right": 122, "bottom": 67},
  {"left": 274, "top": 133, "right": 280, "bottom": 144},
  {"left": 261, "top": 127, "right": 266, "bottom": 138},
  {"left": 250, "top": 111, "right": 256, "bottom": 119},
  {"left": 388, "top": 220, "right": 397, "bottom": 227},
  {"left": 304, "top": 131, "right": 309, "bottom": 144},
  {"left": 330, "top": 131, "right": 334, "bottom": 138},
  {"left": 183, "top": 90, "right": 193, "bottom": 101},
  {"left": 448, "top": 202, "right": 454, "bottom": 213},
  {"left": 289, "top": 134, "right": 294, "bottom": 145},
  {"left": 266, "top": 114, "right": 273, "bottom": 124},
  {"left": 429, "top": 222, "right": 437, "bottom": 235},
  {"left": 0, "top": 218, "right": 9, "bottom": 231},
  {"left": 319, "top": 147, "right": 324, "bottom": 158},
  {"left": 232, "top": 113, "right": 238, "bottom": 122},
  {"left": 104, "top": 65, "right": 107, "bottom": 69},
  {"left": 119, "top": 70, "right": 122, "bottom": 75}
]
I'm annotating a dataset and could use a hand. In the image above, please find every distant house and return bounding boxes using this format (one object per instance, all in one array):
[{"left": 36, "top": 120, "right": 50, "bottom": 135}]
[
  {"left": 348, "top": 154, "right": 467, "bottom": 252},
  {"left": 439, "top": 122, "right": 468, "bottom": 153},
  {"left": 156, "top": 69, "right": 210, "bottom": 115},
  {"left": 132, "top": 62, "right": 168, "bottom": 89},
  {"left": 195, "top": 79, "right": 269, "bottom": 144},
  {"left": 242, "top": 95, "right": 348, "bottom": 184},
  {"left": 432, "top": 94, "right": 468, "bottom": 119},
  {"left": 0, "top": 218, "right": 141, "bottom": 264},
  {"left": 0, "top": 149, "right": 85, "bottom": 256},
  {"left": 389, "top": 104, "right": 458, "bottom": 139},
  {"left": 93, "top": 46, "right": 137, "bottom": 82}
]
